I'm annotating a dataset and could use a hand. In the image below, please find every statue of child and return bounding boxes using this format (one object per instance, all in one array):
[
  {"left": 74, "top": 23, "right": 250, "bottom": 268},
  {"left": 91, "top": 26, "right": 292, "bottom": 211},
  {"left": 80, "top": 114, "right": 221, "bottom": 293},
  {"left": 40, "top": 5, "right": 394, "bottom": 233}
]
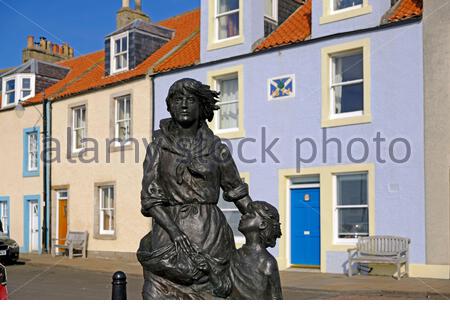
[{"left": 229, "top": 201, "right": 283, "bottom": 299}]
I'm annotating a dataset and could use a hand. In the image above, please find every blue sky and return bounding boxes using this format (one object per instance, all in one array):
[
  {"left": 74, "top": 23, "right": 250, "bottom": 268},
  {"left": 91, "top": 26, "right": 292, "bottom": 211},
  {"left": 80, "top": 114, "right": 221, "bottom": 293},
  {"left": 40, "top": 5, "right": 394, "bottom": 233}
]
[{"left": 0, "top": 0, "right": 200, "bottom": 69}]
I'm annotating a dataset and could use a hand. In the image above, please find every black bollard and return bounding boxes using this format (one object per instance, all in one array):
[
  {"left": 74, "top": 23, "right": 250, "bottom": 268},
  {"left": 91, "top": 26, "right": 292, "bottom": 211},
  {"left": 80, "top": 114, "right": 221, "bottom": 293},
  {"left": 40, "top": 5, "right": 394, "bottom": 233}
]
[{"left": 112, "top": 271, "right": 127, "bottom": 300}]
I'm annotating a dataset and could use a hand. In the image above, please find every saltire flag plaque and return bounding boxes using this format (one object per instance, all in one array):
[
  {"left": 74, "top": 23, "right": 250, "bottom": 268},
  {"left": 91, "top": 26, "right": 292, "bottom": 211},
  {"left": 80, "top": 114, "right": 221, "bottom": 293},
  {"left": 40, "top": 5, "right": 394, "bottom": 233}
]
[{"left": 268, "top": 75, "right": 295, "bottom": 100}]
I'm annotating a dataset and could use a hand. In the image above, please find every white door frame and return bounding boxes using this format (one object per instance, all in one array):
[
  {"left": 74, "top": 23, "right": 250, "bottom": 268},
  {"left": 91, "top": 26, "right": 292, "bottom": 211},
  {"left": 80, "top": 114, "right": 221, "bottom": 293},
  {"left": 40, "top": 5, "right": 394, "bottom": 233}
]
[
  {"left": 55, "top": 190, "right": 68, "bottom": 242},
  {"left": 287, "top": 180, "right": 321, "bottom": 267},
  {"left": 29, "top": 200, "right": 39, "bottom": 252}
]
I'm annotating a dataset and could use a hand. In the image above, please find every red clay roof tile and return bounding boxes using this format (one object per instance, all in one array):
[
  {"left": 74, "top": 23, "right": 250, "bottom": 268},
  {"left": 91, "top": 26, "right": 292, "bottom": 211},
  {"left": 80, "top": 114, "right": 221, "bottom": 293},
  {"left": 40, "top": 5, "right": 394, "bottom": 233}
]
[
  {"left": 255, "top": 0, "right": 311, "bottom": 52},
  {"left": 388, "top": 0, "right": 423, "bottom": 22},
  {"left": 25, "top": 9, "right": 200, "bottom": 104},
  {"left": 153, "top": 32, "right": 200, "bottom": 73}
]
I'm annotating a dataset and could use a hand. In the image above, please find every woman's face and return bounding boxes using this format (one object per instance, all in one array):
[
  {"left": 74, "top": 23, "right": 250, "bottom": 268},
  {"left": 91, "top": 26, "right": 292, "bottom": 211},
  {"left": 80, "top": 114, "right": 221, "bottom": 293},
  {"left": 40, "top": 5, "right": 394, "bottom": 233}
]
[{"left": 170, "top": 89, "right": 200, "bottom": 127}]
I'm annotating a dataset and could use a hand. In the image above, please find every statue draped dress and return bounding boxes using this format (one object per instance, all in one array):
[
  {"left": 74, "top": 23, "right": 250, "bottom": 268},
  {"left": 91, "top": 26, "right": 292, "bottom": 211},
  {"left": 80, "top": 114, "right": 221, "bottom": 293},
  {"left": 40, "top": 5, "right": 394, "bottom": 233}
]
[{"left": 137, "top": 119, "right": 249, "bottom": 299}]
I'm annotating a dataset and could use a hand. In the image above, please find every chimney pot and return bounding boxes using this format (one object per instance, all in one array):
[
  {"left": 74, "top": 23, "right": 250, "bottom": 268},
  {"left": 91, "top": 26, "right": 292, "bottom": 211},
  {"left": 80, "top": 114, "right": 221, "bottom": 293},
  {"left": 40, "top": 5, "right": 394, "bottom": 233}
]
[
  {"left": 39, "top": 37, "right": 47, "bottom": 49},
  {"left": 27, "top": 35, "right": 34, "bottom": 48},
  {"left": 135, "top": 0, "right": 142, "bottom": 11},
  {"left": 122, "top": 0, "right": 130, "bottom": 8}
]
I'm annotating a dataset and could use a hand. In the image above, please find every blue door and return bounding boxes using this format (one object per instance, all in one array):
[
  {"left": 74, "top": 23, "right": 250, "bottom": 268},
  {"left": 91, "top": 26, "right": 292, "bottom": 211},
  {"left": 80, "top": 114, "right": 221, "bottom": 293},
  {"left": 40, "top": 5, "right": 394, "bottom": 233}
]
[{"left": 291, "top": 188, "right": 320, "bottom": 266}]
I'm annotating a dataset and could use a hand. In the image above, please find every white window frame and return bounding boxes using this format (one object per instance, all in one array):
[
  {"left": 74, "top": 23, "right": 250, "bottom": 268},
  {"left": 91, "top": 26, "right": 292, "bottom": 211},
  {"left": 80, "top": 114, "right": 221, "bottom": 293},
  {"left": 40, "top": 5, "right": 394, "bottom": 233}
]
[
  {"left": 333, "top": 172, "right": 369, "bottom": 244},
  {"left": 321, "top": 0, "right": 372, "bottom": 24},
  {"left": 215, "top": 0, "right": 241, "bottom": 42},
  {"left": 321, "top": 39, "right": 371, "bottom": 128},
  {"left": 99, "top": 186, "right": 115, "bottom": 236},
  {"left": 110, "top": 32, "right": 129, "bottom": 74},
  {"left": 72, "top": 106, "right": 86, "bottom": 153},
  {"left": 214, "top": 73, "right": 240, "bottom": 134},
  {"left": 264, "top": 0, "right": 278, "bottom": 22},
  {"left": 329, "top": 49, "right": 364, "bottom": 120},
  {"left": 114, "top": 95, "right": 131, "bottom": 145},
  {"left": 1, "top": 74, "right": 35, "bottom": 108},
  {"left": 27, "top": 131, "right": 39, "bottom": 172},
  {"left": 331, "top": 0, "right": 363, "bottom": 14},
  {"left": 0, "top": 201, "right": 8, "bottom": 236}
]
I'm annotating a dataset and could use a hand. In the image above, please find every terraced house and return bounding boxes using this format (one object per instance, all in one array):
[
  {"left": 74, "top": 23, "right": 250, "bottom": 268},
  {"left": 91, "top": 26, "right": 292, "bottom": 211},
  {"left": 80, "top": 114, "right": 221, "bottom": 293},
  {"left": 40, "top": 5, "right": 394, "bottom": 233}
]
[
  {"left": 1, "top": 0, "right": 449, "bottom": 279},
  {"left": 150, "top": 0, "right": 450, "bottom": 279},
  {"left": 1, "top": 0, "right": 201, "bottom": 259}
]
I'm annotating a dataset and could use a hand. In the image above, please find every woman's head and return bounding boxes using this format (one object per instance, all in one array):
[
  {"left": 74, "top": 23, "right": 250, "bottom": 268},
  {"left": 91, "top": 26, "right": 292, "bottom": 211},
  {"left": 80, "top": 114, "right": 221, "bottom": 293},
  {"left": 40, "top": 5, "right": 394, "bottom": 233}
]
[
  {"left": 242, "top": 201, "right": 282, "bottom": 248},
  {"left": 166, "top": 78, "right": 220, "bottom": 123}
]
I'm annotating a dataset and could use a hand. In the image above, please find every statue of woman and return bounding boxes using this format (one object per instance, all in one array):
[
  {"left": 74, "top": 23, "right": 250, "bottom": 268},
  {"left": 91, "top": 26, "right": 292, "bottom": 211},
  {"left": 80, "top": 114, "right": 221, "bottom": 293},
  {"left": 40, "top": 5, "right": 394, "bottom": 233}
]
[{"left": 137, "top": 78, "right": 252, "bottom": 299}]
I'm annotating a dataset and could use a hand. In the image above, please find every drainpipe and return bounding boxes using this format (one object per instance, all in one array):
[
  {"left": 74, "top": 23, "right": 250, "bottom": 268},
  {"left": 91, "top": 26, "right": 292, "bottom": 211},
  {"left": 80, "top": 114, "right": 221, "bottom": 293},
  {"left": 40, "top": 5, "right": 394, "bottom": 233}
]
[{"left": 42, "top": 99, "right": 52, "bottom": 253}]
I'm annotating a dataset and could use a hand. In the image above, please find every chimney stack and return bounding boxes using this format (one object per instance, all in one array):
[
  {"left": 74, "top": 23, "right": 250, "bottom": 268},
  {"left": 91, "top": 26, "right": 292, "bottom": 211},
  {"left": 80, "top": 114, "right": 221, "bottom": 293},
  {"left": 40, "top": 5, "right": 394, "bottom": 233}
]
[
  {"left": 116, "top": 0, "right": 150, "bottom": 29},
  {"left": 22, "top": 35, "right": 74, "bottom": 63}
]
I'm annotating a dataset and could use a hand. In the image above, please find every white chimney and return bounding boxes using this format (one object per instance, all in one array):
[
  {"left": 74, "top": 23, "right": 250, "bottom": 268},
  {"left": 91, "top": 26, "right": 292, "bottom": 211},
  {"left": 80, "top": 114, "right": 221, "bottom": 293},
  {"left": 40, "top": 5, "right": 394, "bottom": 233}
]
[{"left": 122, "top": 0, "right": 130, "bottom": 8}]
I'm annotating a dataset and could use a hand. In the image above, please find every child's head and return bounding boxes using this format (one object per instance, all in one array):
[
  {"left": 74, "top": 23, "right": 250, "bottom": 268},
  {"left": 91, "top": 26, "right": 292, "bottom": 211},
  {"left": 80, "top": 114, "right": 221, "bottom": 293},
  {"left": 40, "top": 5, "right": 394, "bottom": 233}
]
[{"left": 241, "top": 201, "right": 282, "bottom": 248}]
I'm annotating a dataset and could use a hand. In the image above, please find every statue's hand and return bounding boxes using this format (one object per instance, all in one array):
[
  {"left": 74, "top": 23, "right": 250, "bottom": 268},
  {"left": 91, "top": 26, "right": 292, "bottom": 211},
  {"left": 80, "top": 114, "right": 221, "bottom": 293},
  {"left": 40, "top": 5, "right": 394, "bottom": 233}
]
[{"left": 170, "top": 229, "right": 195, "bottom": 256}]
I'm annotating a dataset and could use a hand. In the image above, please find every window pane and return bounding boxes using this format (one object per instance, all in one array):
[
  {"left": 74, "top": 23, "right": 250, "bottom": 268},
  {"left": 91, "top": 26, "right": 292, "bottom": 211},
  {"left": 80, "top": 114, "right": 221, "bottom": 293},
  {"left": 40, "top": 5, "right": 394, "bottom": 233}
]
[
  {"left": 115, "top": 39, "right": 121, "bottom": 54},
  {"left": 109, "top": 187, "right": 114, "bottom": 209},
  {"left": 338, "top": 208, "right": 368, "bottom": 238},
  {"left": 218, "top": 189, "right": 243, "bottom": 239},
  {"left": 265, "top": 0, "right": 273, "bottom": 17},
  {"left": 219, "top": 102, "right": 238, "bottom": 130},
  {"left": 22, "top": 90, "right": 32, "bottom": 98},
  {"left": 337, "top": 174, "right": 367, "bottom": 205},
  {"left": 102, "top": 210, "right": 111, "bottom": 231},
  {"left": 118, "top": 121, "right": 130, "bottom": 140},
  {"left": 0, "top": 202, "right": 7, "bottom": 234},
  {"left": 115, "top": 56, "right": 122, "bottom": 70},
  {"left": 333, "top": 52, "right": 363, "bottom": 83},
  {"left": 334, "top": 82, "right": 363, "bottom": 113},
  {"left": 22, "top": 78, "right": 31, "bottom": 89},
  {"left": 7, "top": 92, "right": 15, "bottom": 104},
  {"left": 75, "top": 129, "right": 84, "bottom": 149},
  {"left": 121, "top": 37, "right": 127, "bottom": 51},
  {"left": 219, "top": 78, "right": 238, "bottom": 102},
  {"left": 218, "top": 0, "right": 239, "bottom": 14},
  {"left": 334, "top": 0, "right": 363, "bottom": 11},
  {"left": 218, "top": 13, "right": 239, "bottom": 39},
  {"left": 6, "top": 79, "right": 15, "bottom": 91}
]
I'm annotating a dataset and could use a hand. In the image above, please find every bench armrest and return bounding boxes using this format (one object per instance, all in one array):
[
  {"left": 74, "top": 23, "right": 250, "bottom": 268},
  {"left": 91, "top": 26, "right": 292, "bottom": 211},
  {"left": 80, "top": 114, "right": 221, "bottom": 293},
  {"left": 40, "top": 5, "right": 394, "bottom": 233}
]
[{"left": 347, "top": 248, "right": 357, "bottom": 254}]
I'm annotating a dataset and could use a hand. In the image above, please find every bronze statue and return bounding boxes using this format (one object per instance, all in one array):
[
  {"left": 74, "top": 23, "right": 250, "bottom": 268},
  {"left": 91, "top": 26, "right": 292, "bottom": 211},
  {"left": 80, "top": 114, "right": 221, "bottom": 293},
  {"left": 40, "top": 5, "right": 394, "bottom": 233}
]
[{"left": 137, "top": 78, "right": 282, "bottom": 299}]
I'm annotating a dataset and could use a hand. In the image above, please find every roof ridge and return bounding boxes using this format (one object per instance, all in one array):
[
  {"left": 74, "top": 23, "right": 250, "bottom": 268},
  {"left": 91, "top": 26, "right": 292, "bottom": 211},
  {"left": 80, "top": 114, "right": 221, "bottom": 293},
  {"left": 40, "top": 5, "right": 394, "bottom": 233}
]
[{"left": 151, "top": 29, "right": 200, "bottom": 74}]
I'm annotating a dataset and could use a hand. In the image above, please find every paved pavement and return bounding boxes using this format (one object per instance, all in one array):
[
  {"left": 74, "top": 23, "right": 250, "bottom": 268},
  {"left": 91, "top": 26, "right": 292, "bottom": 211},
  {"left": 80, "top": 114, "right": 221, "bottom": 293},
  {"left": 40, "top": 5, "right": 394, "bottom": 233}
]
[{"left": 4, "top": 253, "right": 450, "bottom": 300}]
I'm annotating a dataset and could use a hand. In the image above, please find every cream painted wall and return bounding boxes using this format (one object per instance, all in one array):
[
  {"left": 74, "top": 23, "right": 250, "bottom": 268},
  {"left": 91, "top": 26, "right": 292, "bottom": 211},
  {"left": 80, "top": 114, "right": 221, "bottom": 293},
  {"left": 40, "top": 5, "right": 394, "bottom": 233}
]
[
  {"left": 50, "top": 78, "right": 152, "bottom": 253},
  {"left": 0, "top": 106, "right": 43, "bottom": 248}
]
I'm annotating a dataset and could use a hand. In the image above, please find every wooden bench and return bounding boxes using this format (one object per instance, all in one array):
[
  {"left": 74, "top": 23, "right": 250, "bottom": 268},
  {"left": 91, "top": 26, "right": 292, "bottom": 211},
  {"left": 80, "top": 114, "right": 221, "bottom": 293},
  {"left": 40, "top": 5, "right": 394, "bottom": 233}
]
[
  {"left": 52, "top": 231, "right": 88, "bottom": 259},
  {"left": 347, "top": 236, "right": 410, "bottom": 280}
]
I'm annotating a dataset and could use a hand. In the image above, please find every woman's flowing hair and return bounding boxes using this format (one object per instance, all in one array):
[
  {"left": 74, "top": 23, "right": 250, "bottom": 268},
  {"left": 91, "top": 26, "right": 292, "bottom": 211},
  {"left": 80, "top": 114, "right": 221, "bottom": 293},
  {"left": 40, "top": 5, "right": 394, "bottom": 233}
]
[{"left": 166, "top": 78, "right": 220, "bottom": 122}]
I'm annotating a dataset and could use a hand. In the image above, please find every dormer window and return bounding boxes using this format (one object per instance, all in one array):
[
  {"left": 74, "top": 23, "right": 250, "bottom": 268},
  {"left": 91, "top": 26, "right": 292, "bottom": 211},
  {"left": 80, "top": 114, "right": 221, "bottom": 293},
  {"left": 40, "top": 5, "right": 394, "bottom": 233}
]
[
  {"left": 216, "top": 0, "right": 240, "bottom": 41},
  {"left": 111, "top": 32, "right": 129, "bottom": 74},
  {"left": 264, "top": 0, "right": 278, "bottom": 22},
  {"left": 333, "top": 0, "right": 363, "bottom": 13},
  {"left": 321, "top": 0, "right": 372, "bottom": 24},
  {"left": 1, "top": 74, "right": 35, "bottom": 108}
]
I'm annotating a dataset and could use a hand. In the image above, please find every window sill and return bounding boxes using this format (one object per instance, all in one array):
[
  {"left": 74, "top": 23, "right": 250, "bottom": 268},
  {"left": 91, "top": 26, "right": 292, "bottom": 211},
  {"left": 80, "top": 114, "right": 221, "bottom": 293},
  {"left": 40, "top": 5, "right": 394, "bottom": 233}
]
[
  {"left": 321, "top": 114, "right": 372, "bottom": 128},
  {"left": 108, "top": 143, "right": 134, "bottom": 153},
  {"left": 23, "top": 170, "right": 40, "bottom": 178},
  {"left": 214, "top": 129, "right": 246, "bottom": 140},
  {"left": 207, "top": 35, "right": 245, "bottom": 51},
  {"left": 94, "top": 233, "right": 116, "bottom": 240},
  {"left": 320, "top": 5, "right": 372, "bottom": 25}
]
